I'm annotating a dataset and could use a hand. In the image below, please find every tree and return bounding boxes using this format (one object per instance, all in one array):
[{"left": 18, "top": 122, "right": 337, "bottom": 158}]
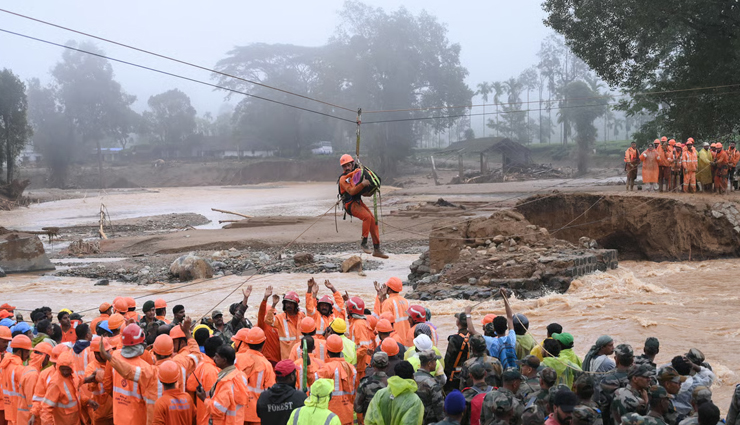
[
  {"left": 542, "top": 0, "right": 740, "bottom": 140},
  {"left": 144, "top": 89, "right": 197, "bottom": 147},
  {"left": 560, "top": 81, "right": 606, "bottom": 174},
  {"left": 52, "top": 41, "right": 136, "bottom": 188},
  {"left": 0, "top": 69, "right": 32, "bottom": 183}
]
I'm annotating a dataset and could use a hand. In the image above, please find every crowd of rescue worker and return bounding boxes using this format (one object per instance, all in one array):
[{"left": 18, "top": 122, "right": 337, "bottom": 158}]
[
  {"left": 0, "top": 278, "right": 737, "bottom": 425},
  {"left": 624, "top": 137, "right": 740, "bottom": 194}
]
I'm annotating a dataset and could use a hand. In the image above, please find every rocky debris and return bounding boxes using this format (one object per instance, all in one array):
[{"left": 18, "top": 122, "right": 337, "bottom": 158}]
[
  {"left": 0, "top": 233, "right": 55, "bottom": 273},
  {"left": 406, "top": 211, "right": 618, "bottom": 301},
  {"left": 68, "top": 239, "right": 101, "bottom": 256},
  {"left": 169, "top": 254, "right": 214, "bottom": 281},
  {"left": 293, "top": 252, "right": 314, "bottom": 265},
  {"left": 451, "top": 164, "right": 572, "bottom": 184},
  {"left": 431, "top": 198, "right": 464, "bottom": 209},
  {"left": 517, "top": 194, "right": 740, "bottom": 261},
  {"left": 58, "top": 213, "right": 211, "bottom": 240},
  {"left": 94, "top": 279, "right": 109, "bottom": 286},
  {"left": 341, "top": 255, "right": 363, "bottom": 273},
  {"left": 0, "top": 267, "right": 5, "bottom": 278},
  {"left": 579, "top": 237, "right": 599, "bottom": 249}
]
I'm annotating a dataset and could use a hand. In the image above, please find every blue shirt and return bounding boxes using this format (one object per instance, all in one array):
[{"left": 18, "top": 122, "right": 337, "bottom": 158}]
[{"left": 485, "top": 329, "right": 516, "bottom": 360}]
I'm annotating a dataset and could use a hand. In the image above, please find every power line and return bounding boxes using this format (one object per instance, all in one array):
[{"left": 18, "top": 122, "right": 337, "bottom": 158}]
[
  {"left": 0, "top": 28, "right": 356, "bottom": 124},
  {"left": 0, "top": 8, "right": 357, "bottom": 114}
]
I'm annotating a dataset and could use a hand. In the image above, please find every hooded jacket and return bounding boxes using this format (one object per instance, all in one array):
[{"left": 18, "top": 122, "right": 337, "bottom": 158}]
[
  {"left": 287, "top": 379, "right": 341, "bottom": 425},
  {"left": 364, "top": 376, "right": 424, "bottom": 425},
  {"left": 257, "top": 382, "right": 307, "bottom": 425}
]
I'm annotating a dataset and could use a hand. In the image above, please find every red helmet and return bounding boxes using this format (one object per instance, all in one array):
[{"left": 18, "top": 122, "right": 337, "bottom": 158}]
[
  {"left": 121, "top": 324, "right": 145, "bottom": 346},
  {"left": 339, "top": 154, "right": 354, "bottom": 166},
  {"left": 407, "top": 305, "right": 426, "bottom": 324},
  {"left": 346, "top": 297, "right": 365, "bottom": 315},
  {"left": 317, "top": 295, "right": 333, "bottom": 306},
  {"left": 283, "top": 292, "right": 300, "bottom": 305}
]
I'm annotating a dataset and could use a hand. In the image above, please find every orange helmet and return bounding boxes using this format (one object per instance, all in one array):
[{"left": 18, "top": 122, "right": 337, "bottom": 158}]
[
  {"left": 300, "top": 317, "right": 316, "bottom": 334},
  {"left": 158, "top": 360, "right": 180, "bottom": 384},
  {"left": 366, "top": 315, "right": 378, "bottom": 331},
  {"left": 407, "top": 305, "right": 426, "bottom": 324},
  {"left": 376, "top": 319, "right": 394, "bottom": 333},
  {"left": 99, "top": 302, "right": 112, "bottom": 313},
  {"left": 346, "top": 297, "right": 365, "bottom": 315},
  {"left": 687, "top": 138, "right": 695, "bottom": 144},
  {"left": 56, "top": 351, "right": 75, "bottom": 368},
  {"left": 386, "top": 277, "right": 403, "bottom": 293},
  {"left": 283, "top": 292, "right": 300, "bottom": 305},
  {"left": 153, "top": 334, "right": 174, "bottom": 356},
  {"left": 326, "top": 334, "right": 344, "bottom": 353},
  {"left": 381, "top": 337, "right": 399, "bottom": 356},
  {"left": 113, "top": 298, "right": 128, "bottom": 314},
  {"left": 669, "top": 139, "right": 676, "bottom": 146},
  {"left": 246, "top": 328, "right": 266, "bottom": 345},
  {"left": 11, "top": 334, "right": 32, "bottom": 351},
  {"left": 121, "top": 324, "right": 145, "bottom": 346},
  {"left": 380, "top": 312, "right": 394, "bottom": 324},
  {"left": 169, "top": 325, "right": 186, "bottom": 340},
  {"left": 339, "top": 154, "right": 354, "bottom": 166},
  {"left": 482, "top": 314, "right": 496, "bottom": 325},
  {"left": 108, "top": 313, "right": 124, "bottom": 331},
  {"left": 33, "top": 342, "right": 54, "bottom": 357},
  {"left": 91, "top": 336, "right": 112, "bottom": 353},
  {"left": 0, "top": 326, "right": 11, "bottom": 341},
  {"left": 660, "top": 136, "right": 668, "bottom": 142},
  {"left": 231, "top": 328, "right": 250, "bottom": 344},
  {"left": 50, "top": 344, "right": 69, "bottom": 362},
  {"left": 126, "top": 297, "right": 136, "bottom": 309},
  {"left": 154, "top": 299, "right": 167, "bottom": 309},
  {"left": 717, "top": 143, "right": 723, "bottom": 149}
]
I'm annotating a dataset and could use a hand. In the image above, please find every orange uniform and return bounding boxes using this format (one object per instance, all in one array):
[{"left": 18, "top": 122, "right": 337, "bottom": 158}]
[
  {"left": 40, "top": 370, "right": 82, "bottom": 425},
  {"left": 347, "top": 317, "right": 375, "bottom": 381},
  {"left": 339, "top": 168, "right": 380, "bottom": 246},
  {"left": 715, "top": 149, "right": 730, "bottom": 191},
  {"left": 86, "top": 358, "right": 114, "bottom": 425},
  {"left": 91, "top": 314, "right": 109, "bottom": 335},
  {"left": 624, "top": 147, "right": 639, "bottom": 164},
  {"left": 31, "top": 366, "right": 56, "bottom": 421},
  {"left": 640, "top": 149, "right": 661, "bottom": 184},
  {"left": 108, "top": 350, "right": 157, "bottom": 425},
  {"left": 306, "top": 291, "right": 346, "bottom": 337},
  {"left": 186, "top": 355, "right": 220, "bottom": 425},
  {"left": 152, "top": 388, "right": 195, "bottom": 425},
  {"left": 17, "top": 365, "right": 40, "bottom": 425},
  {"left": 236, "top": 349, "right": 276, "bottom": 423},
  {"left": 264, "top": 308, "right": 306, "bottom": 360},
  {"left": 318, "top": 357, "right": 357, "bottom": 425},
  {"left": 289, "top": 338, "right": 328, "bottom": 363},
  {"left": 258, "top": 300, "right": 281, "bottom": 364},
  {"left": 204, "top": 366, "right": 248, "bottom": 425},
  {"left": 1, "top": 354, "right": 25, "bottom": 424},
  {"left": 61, "top": 327, "right": 76, "bottom": 344},
  {"left": 376, "top": 294, "right": 411, "bottom": 346},
  {"left": 295, "top": 357, "right": 325, "bottom": 391},
  {"left": 728, "top": 148, "right": 740, "bottom": 167},
  {"left": 682, "top": 148, "right": 698, "bottom": 192}
]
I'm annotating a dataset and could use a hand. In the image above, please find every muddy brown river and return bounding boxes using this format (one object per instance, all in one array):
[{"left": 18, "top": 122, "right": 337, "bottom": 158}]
[{"left": 2, "top": 183, "right": 738, "bottom": 411}]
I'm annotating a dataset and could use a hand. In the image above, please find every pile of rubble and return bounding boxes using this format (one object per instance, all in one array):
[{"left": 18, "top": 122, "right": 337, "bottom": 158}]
[
  {"left": 406, "top": 210, "right": 618, "bottom": 301},
  {"left": 450, "top": 164, "right": 572, "bottom": 184}
]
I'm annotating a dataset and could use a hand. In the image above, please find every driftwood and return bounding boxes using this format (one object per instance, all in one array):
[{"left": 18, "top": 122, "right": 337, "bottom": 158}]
[{"left": 211, "top": 208, "right": 253, "bottom": 219}]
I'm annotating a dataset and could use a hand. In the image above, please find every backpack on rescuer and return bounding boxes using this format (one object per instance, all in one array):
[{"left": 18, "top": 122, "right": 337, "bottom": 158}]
[
  {"left": 337, "top": 165, "right": 382, "bottom": 214},
  {"left": 494, "top": 338, "right": 518, "bottom": 370}
]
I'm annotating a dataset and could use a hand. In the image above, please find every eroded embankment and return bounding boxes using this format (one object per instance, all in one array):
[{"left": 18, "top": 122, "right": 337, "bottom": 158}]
[{"left": 516, "top": 193, "right": 740, "bottom": 261}]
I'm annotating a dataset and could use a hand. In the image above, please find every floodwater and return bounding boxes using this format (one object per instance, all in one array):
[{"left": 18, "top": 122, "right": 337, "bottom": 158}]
[{"left": 2, "top": 184, "right": 738, "bottom": 411}]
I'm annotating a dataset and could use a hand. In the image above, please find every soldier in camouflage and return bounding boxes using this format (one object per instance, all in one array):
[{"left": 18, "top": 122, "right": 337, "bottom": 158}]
[
  {"left": 634, "top": 338, "right": 659, "bottom": 373},
  {"left": 524, "top": 367, "right": 558, "bottom": 413},
  {"left": 574, "top": 374, "right": 602, "bottom": 425},
  {"left": 494, "top": 368, "right": 525, "bottom": 425},
  {"left": 521, "top": 402, "right": 546, "bottom": 425},
  {"left": 597, "top": 344, "right": 635, "bottom": 425},
  {"left": 621, "top": 413, "right": 646, "bottom": 425},
  {"left": 459, "top": 334, "right": 503, "bottom": 390},
  {"left": 518, "top": 355, "right": 542, "bottom": 400},
  {"left": 355, "top": 352, "right": 389, "bottom": 416},
  {"left": 677, "top": 387, "right": 713, "bottom": 425},
  {"left": 415, "top": 350, "right": 446, "bottom": 425},
  {"left": 480, "top": 390, "right": 515, "bottom": 425},
  {"left": 642, "top": 386, "right": 672, "bottom": 425},
  {"left": 656, "top": 366, "right": 686, "bottom": 425},
  {"left": 610, "top": 365, "right": 651, "bottom": 425},
  {"left": 462, "top": 363, "right": 494, "bottom": 425},
  {"left": 573, "top": 406, "right": 600, "bottom": 425}
]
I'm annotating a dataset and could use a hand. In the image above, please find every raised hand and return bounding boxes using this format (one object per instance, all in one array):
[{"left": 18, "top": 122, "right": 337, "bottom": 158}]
[
  {"left": 271, "top": 294, "right": 280, "bottom": 307},
  {"left": 243, "top": 285, "right": 252, "bottom": 300},
  {"left": 325, "top": 279, "right": 337, "bottom": 293},
  {"left": 264, "top": 285, "right": 273, "bottom": 301}
]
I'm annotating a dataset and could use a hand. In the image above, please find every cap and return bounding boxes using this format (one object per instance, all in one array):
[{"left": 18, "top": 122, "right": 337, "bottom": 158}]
[
  {"left": 381, "top": 337, "right": 399, "bottom": 356},
  {"left": 413, "top": 334, "right": 433, "bottom": 351},
  {"left": 418, "top": 350, "right": 441, "bottom": 364},
  {"left": 274, "top": 360, "right": 297, "bottom": 377},
  {"left": 143, "top": 300, "right": 155, "bottom": 313},
  {"left": 108, "top": 313, "right": 124, "bottom": 330},
  {"left": 158, "top": 360, "right": 180, "bottom": 384},
  {"left": 98, "top": 320, "right": 112, "bottom": 334},
  {"left": 69, "top": 313, "right": 83, "bottom": 322},
  {"left": 482, "top": 314, "right": 496, "bottom": 325},
  {"left": 444, "top": 390, "right": 467, "bottom": 416},
  {"left": 615, "top": 343, "right": 634, "bottom": 358},
  {"left": 649, "top": 385, "right": 671, "bottom": 399},
  {"left": 211, "top": 310, "right": 223, "bottom": 319},
  {"left": 644, "top": 337, "right": 659, "bottom": 350},
  {"left": 539, "top": 367, "right": 558, "bottom": 385},
  {"left": 330, "top": 319, "right": 347, "bottom": 334},
  {"left": 11, "top": 322, "right": 31, "bottom": 335},
  {"left": 0, "top": 318, "right": 14, "bottom": 328},
  {"left": 552, "top": 332, "right": 574, "bottom": 347},
  {"left": 622, "top": 413, "right": 646, "bottom": 425},
  {"left": 99, "top": 302, "right": 112, "bottom": 313},
  {"left": 414, "top": 323, "right": 432, "bottom": 338},
  {"left": 488, "top": 391, "right": 514, "bottom": 414},
  {"left": 628, "top": 364, "right": 653, "bottom": 378},
  {"left": 657, "top": 366, "right": 687, "bottom": 383},
  {"left": 519, "top": 355, "right": 540, "bottom": 369},
  {"left": 686, "top": 348, "right": 706, "bottom": 365},
  {"left": 454, "top": 311, "right": 468, "bottom": 326},
  {"left": 470, "top": 335, "right": 487, "bottom": 353},
  {"left": 572, "top": 406, "right": 599, "bottom": 425},
  {"left": 502, "top": 367, "right": 523, "bottom": 382},
  {"left": 553, "top": 389, "right": 578, "bottom": 412},
  {"left": 469, "top": 363, "right": 487, "bottom": 379},
  {"left": 522, "top": 404, "right": 546, "bottom": 425},
  {"left": 371, "top": 352, "right": 389, "bottom": 368},
  {"left": 692, "top": 386, "right": 712, "bottom": 404}
]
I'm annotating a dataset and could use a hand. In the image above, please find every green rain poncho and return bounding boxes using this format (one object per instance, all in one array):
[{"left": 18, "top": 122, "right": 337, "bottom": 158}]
[
  {"left": 364, "top": 376, "right": 424, "bottom": 425},
  {"left": 288, "top": 379, "right": 342, "bottom": 425}
]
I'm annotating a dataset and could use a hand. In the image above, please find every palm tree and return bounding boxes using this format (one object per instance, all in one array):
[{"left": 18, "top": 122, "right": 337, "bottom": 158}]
[{"left": 476, "top": 82, "right": 492, "bottom": 137}]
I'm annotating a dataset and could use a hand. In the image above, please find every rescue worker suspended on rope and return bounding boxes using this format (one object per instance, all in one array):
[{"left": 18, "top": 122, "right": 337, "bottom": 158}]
[{"left": 338, "top": 154, "right": 389, "bottom": 259}]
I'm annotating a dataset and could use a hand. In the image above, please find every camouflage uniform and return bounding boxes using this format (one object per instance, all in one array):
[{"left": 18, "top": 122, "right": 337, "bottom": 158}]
[
  {"left": 621, "top": 413, "right": 646, "bottom": 425},
  {"left": 656, "top": 366, "right": 687, "bottom": 425},
  {"left": 521, "top": 403, "right": 546, "bottom": 425},
  {"left": 459, "top": 335, "right": 504, "bottom": 389},
  {"left": 573, "top": 405, "right": 600, "bottom": 425},
  {"left": 523, "top": 368, "right": 558, "bottom": 413},
  {"left": 480, "top": 390, "right": 514, "bottom": 425},
  {"left": 611, "top": 384, "right": 648, "bottom": 425},
  {"left": 355, "top": 352, "right": 389, "bottom": 415},
  {"left": 415, "top": 354, "right": 446, "bottom": 425},
  {"left": 517, "top": 375, "right": 541, "bottom": 401},
  {"left": 643, "top": 386, "right": 671, "bottom": 425},
  {"left": 598, "top": 345, "right": 635, "bottom": 425}
]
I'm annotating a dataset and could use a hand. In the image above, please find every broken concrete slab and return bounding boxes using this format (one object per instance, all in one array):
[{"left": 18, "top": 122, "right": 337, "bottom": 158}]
[{"left": 0, "top": 233, "right": 55, "bottom": 273}]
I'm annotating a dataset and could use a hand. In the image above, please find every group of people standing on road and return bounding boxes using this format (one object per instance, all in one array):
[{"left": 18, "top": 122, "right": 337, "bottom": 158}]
[
  {"left": 0, "top": 280, "right": 734, "bottom": 425},
  {"left": 624, "top": 137, "right": 740, "bottom": 194}
]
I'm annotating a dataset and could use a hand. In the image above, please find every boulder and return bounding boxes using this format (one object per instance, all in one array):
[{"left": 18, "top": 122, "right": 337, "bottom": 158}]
[
  {"left": 0, "top": 267, "right": 5, "bottom": 278},
  {"left": 169, "top": 254, "right": 214, "bottom": 281},
  {"left": 293, "top": 252, "right": 314, "bottom": 265},
  {"left": 0, "top": 233, "right": 55, "bottom": 273},
  {"left": 341, "top": 255, "right": 363, "bottom": 273}
]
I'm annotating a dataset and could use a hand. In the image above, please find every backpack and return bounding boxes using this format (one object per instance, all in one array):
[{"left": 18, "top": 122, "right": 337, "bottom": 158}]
[
  {"left": 470, "top": 391, "right": 491, "bottom": 425},
  {"left": 337, "top": 166, "right": 382, "bottom": 213},
  {"left": 493, "top": 338, "right": 518, "bottom": 370}
]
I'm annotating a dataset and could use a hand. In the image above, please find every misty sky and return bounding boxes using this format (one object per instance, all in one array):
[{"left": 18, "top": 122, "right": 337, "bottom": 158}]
[{"left": 0, "top": 1, "right": 551, "bottom": 130}]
